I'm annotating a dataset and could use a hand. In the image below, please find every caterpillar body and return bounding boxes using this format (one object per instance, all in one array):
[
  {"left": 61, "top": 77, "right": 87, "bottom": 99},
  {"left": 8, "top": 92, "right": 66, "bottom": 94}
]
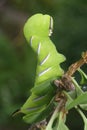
[{"left": 20, "top": 14, "right": 65, "bottom": 124}]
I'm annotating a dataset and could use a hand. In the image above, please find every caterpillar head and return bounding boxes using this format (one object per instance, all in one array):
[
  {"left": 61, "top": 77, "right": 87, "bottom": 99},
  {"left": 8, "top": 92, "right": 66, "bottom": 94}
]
[{"left": 23, "top": 14, "right": 53, "bottom": 42}]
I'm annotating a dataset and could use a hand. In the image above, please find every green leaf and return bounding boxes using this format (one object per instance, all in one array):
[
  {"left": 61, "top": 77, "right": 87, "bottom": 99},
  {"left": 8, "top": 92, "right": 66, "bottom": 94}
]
[
  {"left": 72, "top": 78, "right": 83, "bottom": 96},
  {"left": 70, "top": 77, "right": 87, "bottom": 111},
  {"left": 46, "top": 105, "right": 59, "bottom": 130},
  {"left": 54, "top": 112, "right": 69, "bottom": 130},
  {"left": 66, "top": 92, "right": 87, "bottom": 110},
  {"left": 64, "top": 91, "right": 74, "bottom": 109},
  {"left": 80, "top": 104, "right": 87, "bottom": 110},
  {"left": 46, "top": 104, "right": 69, "bottom": 130},
  {"left": 76, "top": 107, "right": 87, "bottom": 130},
  {"left": 78, "top": 69, "right": 87, "bottom": 85}
]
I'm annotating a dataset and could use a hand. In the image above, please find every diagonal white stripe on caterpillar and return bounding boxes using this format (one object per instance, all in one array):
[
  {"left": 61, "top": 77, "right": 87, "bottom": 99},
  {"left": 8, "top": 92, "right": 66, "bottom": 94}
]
[
  {"left": 38, "top": 67, "right": 52, "bottom": 77},
  {"left": 37, "top": 42, "right": 41, "bottom": 55},
  {"left": 40, "top": 53, "right": 50, "bottom": 65}
]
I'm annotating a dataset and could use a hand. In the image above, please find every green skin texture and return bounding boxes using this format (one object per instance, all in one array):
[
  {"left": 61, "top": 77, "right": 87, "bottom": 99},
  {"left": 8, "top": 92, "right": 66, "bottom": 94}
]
[{"left": 21, "top": 14, "right": 66, "bottom": 124}]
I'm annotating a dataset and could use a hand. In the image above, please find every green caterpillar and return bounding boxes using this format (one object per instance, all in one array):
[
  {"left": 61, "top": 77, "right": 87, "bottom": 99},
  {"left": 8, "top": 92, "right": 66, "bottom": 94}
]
[{"left": 20, "top": 14, "right": 65, "bottom": 124}]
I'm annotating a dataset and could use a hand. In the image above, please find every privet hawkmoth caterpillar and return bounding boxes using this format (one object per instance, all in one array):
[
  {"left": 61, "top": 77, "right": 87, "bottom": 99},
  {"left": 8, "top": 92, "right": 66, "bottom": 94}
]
[{"left": 17, "top": 14, "right": 66, "bottom": 124}]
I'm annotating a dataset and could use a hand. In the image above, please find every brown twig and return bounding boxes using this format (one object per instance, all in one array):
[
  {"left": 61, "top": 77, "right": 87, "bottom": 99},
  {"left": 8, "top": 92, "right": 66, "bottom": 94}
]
[
  {"left": 54, "top": 51, "right": 87, "bottom": 91},
  {"left": 53, "top": 51, "right": 87, "bottom": 119},
  {"left": 65, "top": 51, "right": 87, "bottom": 77}
]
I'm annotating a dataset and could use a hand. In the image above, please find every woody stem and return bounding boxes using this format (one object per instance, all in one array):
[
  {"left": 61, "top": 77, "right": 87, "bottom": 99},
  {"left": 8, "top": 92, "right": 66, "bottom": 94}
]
[{"left": 65, "top": 51, "right": 87, "bottom": 77}]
